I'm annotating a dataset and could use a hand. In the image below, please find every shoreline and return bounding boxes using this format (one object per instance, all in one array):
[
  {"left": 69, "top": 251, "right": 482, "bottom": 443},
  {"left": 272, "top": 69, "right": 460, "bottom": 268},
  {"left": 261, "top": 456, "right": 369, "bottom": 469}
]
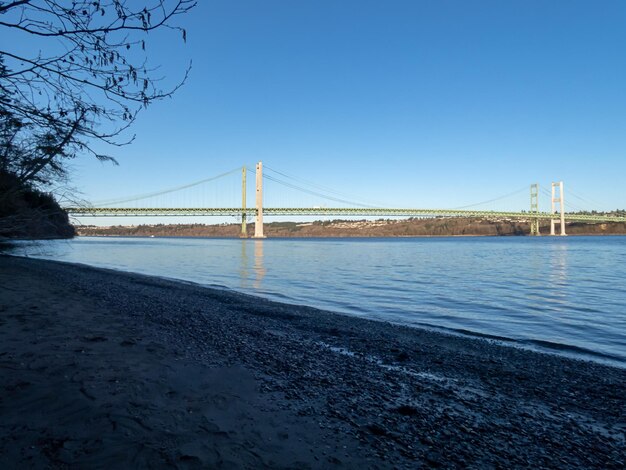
[
  {"left": 72, "top": 232, "right": 626, "bottom": 238},
  {"left": 73, "top": 218, "right": 626, "bottom": 238},
  {"left": 9, "top": 238, "right": 626, "bottom": 368},
  {"left": 1, "top": 255, "right": 625, "bottom": 467},
  {"left": 10, "top": 246, "right": 626, "bottom": 368}
]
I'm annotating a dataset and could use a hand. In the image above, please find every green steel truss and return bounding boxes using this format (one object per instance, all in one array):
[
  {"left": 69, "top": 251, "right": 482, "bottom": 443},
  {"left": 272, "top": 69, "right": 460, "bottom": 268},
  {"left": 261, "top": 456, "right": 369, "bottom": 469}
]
[
  {"left": 529, "top": 184, "right": 540, "bottom": 236},
  {"left": 64, "top": 207, "right": 626, "bottom": 223}
]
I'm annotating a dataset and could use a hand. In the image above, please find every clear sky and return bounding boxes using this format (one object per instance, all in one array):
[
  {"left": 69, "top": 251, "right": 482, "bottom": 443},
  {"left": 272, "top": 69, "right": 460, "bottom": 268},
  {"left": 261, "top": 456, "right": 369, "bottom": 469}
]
[{"left": 32, "top": 1, "right": 626, "bottom": 219}]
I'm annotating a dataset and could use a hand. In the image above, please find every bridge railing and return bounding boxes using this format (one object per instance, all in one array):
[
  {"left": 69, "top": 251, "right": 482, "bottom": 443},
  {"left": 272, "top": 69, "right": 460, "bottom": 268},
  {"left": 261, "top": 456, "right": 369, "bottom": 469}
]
[{"left": 63, "top": 206, "right": 626, "bottom": 223}]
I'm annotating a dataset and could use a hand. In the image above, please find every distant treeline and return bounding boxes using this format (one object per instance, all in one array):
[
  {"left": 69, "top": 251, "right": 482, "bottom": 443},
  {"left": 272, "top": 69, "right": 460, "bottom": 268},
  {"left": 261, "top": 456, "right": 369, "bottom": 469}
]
[
  {"left": 568, "top": 210, "right": 626, "bottom": 216},
  {"left": 76, "top": 218, "right": 626, "bottom": 238}
]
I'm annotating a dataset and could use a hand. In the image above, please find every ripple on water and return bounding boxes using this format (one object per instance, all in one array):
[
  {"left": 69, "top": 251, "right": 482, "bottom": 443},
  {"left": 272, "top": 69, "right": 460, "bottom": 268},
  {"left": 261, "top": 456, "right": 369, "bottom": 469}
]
[{"left": 8, "top": 236, "right": 626, "bottom": 366}]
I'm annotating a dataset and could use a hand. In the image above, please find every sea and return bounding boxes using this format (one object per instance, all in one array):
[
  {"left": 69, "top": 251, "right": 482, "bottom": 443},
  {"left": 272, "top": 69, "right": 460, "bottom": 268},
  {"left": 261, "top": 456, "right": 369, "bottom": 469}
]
[{"left": 8, "top": 236, "right": 626, "bottom": 366}]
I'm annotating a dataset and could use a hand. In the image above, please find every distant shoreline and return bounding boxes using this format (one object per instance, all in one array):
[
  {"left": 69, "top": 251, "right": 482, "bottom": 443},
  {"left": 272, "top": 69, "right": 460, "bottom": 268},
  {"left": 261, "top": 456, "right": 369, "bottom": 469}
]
[
  {"left": 74, "top": 232, "right": 626, "bottom": 239},
  {"left": 74, "top": 217, "right": 626, "bottom": 238}
]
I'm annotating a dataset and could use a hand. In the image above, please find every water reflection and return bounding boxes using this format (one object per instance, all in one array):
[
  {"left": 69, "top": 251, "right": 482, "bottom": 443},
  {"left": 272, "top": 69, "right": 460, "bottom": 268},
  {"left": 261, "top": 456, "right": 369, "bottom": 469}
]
[
  {"left": 523, "top": 241, "right": 547, "bottom": 306},
  {"left": 239, "top": 240, "right": 249, "bottom": 289},
  {"left": 6, "top": 236, "right": 626, "bottom": 363},
  {"left": 547, "top": 242, "right": 569, "bottom": 308},
  {"left": 253, "top": 240, "right": 266, "bottom": 289}
]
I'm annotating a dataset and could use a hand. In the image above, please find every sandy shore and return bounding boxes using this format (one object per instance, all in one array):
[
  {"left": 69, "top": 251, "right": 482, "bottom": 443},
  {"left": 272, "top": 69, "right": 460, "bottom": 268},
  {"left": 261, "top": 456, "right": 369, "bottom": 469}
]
[{"left": 0, "top": 255, "right": 624, "bottom": 468}]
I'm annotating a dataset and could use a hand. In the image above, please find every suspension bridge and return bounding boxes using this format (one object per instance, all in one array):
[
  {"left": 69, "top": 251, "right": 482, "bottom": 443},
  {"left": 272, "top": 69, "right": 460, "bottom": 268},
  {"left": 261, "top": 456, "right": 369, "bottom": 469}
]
[{"left": 65, "top": 162, "right": 626, "bottom": 238}]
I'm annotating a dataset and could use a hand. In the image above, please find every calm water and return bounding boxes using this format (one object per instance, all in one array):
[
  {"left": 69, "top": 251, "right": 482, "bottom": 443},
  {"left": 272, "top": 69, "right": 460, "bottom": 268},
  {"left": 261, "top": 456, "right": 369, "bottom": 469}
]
[{"left": 8, "top": 236, "right": 626, "bottom": 365}]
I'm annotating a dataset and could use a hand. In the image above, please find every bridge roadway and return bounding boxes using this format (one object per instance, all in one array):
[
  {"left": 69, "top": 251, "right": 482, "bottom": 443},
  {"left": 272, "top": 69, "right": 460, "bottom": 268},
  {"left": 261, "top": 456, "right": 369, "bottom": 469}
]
[{"left": 65, "top": 207, "right": 626, "bottom": 223}]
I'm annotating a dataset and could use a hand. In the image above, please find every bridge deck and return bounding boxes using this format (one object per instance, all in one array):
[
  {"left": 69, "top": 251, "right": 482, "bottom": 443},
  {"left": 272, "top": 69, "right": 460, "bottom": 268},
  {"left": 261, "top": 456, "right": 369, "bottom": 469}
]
[{"left": 64, "top": 207, "right": 626, "bottom": 223}]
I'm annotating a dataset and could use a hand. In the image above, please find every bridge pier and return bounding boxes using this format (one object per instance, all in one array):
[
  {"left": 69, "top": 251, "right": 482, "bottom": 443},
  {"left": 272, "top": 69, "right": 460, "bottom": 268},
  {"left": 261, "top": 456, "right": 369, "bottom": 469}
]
[
  {"left": 253, "top": 161, "right": 266, "bottom": 238},
  {"left": 550, "top": 181, "right": 566, "bottom": 236},
  {"left": 240, "top": 166, "right": 247, "bottom": 237}
]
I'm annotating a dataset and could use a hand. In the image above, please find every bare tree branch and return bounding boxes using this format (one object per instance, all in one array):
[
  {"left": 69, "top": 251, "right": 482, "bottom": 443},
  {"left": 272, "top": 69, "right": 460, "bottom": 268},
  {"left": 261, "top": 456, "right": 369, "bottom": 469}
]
[{"left": 1, "top": 0, "right": 195, "bottom": 186}]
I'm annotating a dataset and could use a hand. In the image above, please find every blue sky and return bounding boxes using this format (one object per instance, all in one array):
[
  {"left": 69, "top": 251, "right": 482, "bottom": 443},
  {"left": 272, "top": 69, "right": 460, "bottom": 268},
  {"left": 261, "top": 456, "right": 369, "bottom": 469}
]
[{"left": 19, "top": 1, "right": 626, "bottom": 219}]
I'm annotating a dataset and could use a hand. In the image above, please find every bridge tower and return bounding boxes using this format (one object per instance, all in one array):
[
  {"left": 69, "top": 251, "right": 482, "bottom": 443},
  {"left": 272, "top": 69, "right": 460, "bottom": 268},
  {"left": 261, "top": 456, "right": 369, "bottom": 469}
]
[
  {"left": 529, "top": 183, "right": 540, "bottom": 236},
  {"left": 550, "top": 181, "right": 566, "bottom": 236},
  {"left": 240, "top": 166, "right": 247, "bottom": 237},
  {"left": 254, "top": 161, "right": 266, "bottom": 238}
]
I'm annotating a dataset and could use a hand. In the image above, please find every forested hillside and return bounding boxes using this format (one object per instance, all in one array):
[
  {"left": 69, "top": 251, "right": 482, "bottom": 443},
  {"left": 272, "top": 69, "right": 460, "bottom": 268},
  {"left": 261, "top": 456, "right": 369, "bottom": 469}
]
[
  {"left": 0, "top": 171, "right": 74, "bottom": 239},
  {"left": 76, "top": 218, "right": 626, "bottom": 238}
]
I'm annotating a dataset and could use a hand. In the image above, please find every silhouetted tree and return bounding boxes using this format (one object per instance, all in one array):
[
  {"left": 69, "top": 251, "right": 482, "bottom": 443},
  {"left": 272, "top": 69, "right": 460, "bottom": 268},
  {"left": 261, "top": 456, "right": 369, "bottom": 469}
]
[
  {"left": 0, "top": 1, "right": 195, "bottom": 237},
  {"left": 0, "top": 0, "right": 195, "bottom": 187}
]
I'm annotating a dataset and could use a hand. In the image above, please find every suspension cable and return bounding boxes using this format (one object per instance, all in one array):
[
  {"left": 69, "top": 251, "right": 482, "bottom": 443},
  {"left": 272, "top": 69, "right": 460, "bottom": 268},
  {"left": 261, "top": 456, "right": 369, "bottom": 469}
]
[
  {"left": 452, "top": 186, "right": 528, "bottom": 209},
  {"left": 92, "top": 167, "right": 241, "bottom": 206},
  {"left": 262, "top": 173, "right": 377, "bottom": 208},
  {"left": 263, "top": 164, "right": 390, "bottom": 207},
  {"left": 540, "top": 187, "right": 587, "bottom": 213},
  {"left": 567, "top": 188, "right": 607, "bottom": 210}
]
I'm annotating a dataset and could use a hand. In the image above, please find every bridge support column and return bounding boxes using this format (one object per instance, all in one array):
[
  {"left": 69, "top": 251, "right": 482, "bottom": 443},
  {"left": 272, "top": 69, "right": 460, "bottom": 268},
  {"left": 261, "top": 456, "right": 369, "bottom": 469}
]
[
  {"left": 530, "top": 183, "right": 540, "bottom": 236},
  {"left": 254, "top": 161, "right": 266, "bottom": 238},
  {"left": 550, "top": 181, "right": 566, "bottom": 236},
  {"left": 240, "top": 166, "right": 247, "bottom": 237}
]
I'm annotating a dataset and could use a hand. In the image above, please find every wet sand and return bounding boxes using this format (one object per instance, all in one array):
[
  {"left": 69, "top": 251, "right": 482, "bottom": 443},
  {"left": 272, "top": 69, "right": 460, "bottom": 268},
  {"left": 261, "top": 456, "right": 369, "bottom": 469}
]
[{"left": 0, "top": 255, "right": 624, "bottom": 468}]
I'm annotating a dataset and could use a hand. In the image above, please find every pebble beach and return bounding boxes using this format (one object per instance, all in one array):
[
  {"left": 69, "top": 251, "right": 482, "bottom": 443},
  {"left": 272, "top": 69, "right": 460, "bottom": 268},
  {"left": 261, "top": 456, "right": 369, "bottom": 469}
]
[{"left": 1, "top": 255, "right": 624, "bottom": 468}]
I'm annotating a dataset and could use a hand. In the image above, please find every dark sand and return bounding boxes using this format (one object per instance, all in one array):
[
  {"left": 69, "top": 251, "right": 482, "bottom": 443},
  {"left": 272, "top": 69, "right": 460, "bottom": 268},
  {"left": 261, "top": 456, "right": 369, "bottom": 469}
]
[{"left": 0, "top": 255, "right": 624, "bottom": 468}]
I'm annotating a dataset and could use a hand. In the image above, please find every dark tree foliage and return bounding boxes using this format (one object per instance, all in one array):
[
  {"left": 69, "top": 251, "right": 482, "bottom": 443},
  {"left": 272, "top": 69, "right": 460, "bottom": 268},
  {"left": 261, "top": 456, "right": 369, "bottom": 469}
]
[
  {"left": 0, "top": 0, "right": 195, "bottom": 187},
  {"left": 0, "top": 167, "right": 75, "bottom": 238}
]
